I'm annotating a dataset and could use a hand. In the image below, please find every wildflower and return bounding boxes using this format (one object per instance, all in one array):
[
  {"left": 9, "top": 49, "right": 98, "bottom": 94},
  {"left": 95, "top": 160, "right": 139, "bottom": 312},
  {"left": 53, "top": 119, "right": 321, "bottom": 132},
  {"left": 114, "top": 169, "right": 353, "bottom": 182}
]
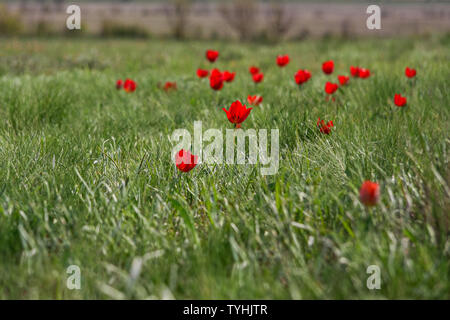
[
  {"left": 294, "top": 69, "right": 312, "bottom": 85},
  {"left": 175, "top": 149, "right": 198, "bottom": 173},
  {"left": 317, "top": 117, "right": 334, "bottom": 134},
  {"left": 222, "top": 100, "right": 252, "bottom": 128},
  {"left": 359, "top": 181, "right": 380, "bottom": 206},
  {"left": 247, "top": 95, "right": 263, "bottom": 105},
  {"left": 206, "top": 49, "right": 219, "bottom": 63},
  {"left": 394, "top": 94, "right": 407, "bottom": 107},
  {"left": 276, "top": 55, "right": 290, "bottom": 67},
  {"left": 322, "top": 60, "right": 334, "bottom": 75}
]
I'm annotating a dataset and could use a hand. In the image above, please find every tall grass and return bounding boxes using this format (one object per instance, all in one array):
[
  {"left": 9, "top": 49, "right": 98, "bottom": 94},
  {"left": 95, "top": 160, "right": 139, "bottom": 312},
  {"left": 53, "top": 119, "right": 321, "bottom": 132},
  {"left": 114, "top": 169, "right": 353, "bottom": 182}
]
[{"left": 0, "top": 37, "right": 448, "bottom": 299}]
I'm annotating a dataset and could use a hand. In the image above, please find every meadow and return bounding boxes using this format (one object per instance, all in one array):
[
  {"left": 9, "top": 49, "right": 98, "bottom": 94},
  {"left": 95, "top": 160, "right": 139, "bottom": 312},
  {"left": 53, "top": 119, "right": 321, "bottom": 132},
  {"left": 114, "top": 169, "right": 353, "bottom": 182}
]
[{"left": 0, "top": 35, "right": 449, "bottom": 299}]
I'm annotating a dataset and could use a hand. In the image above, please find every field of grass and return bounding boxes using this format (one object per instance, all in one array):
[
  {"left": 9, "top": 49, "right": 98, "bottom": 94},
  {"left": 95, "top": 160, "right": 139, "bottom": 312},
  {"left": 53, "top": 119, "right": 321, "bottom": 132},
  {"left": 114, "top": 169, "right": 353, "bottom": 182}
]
[{"left": 0, "top": 36, "right": 449, "bottom": 299}]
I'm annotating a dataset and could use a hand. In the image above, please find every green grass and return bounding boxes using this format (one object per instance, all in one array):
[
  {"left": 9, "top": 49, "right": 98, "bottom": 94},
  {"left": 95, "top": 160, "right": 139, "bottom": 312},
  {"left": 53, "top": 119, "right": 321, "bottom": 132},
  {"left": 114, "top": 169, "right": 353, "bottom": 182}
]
[{"left": 0, "top": 36, "right": 449, "bottom": 299}]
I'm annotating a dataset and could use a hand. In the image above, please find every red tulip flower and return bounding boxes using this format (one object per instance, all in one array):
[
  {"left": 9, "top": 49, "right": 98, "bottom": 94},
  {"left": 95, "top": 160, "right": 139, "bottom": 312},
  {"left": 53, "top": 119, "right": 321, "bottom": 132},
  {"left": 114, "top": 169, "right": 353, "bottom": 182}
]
[
  {"left": 338, "top": 75, "right": 349, "bottom": 86},
  {"left": 249, "top": 66, "right": 260, "bottom": 75},
  {"left": 223, "top": 71, "right": 236, "bottom": 82},
  {"left": 222, "top": 100, "right": 252, "bottom": 128},
  {"left": 322, "top": 60, "right": 334, "bottom": 75},
  {"left": 116, "top": 79, "right": 123, "bottom": 89},
  {"left": 276, "top": 55, "right": 290, "bottom": 67},
  {"left": 350, "top": 66, "right": 360, "bottom": 77},
  {"left": 394, "top": 94, "right": 407, "bottom": 107},
  {"left": 123, "top": 78, "right": 137, "bottom": 93},
  {"left": 209, "top": 68, "right": 224, "bottom": 90},
  {"left": 359, "top": 181, "right": 380, "bottom": 206},
  {"left": 206, "top": 49, "right": 219, "bottom": 63},
  {"left": 197, "top": 68, "right": 209, "bottom": 78},
  {"left": 294, "top": 69, "right": 311, "bottom": 85},
  {"left": 175, "top": 149, "right": 198, "bottom": 173},
  {"left": 317, "top": 118, "right": 334, "bottom": 135},
  {"left": 247, "top": 95, "right": 263, "bottom": 106},
  {"left": 252, "top": 73, "right": 264, "bottom": 83},
  {"left": 325, "top": 82, "right": 338, "bottom": 95},
  {"left": 405, "top": 67, "right": 416, "bottom": 78},
  {"left": 163, "top": 81, "right": 177, "bottom": 91},
  {"left": 358, "top": 68, "right": 370, "bottom": 78}
]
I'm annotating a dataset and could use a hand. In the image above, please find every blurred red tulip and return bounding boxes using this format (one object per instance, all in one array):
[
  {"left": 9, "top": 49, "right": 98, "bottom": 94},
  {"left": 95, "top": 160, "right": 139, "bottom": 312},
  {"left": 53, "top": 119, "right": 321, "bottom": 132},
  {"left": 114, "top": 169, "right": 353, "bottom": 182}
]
[
  {"left": 206, "top": 49, "right": 219, "bottom": 63},
  {"left": 317, "top": 118, "right": 334, "bottom": 135},
  {"left": 350, "top": 66, "right": 360, "bottom": 77},
  {"left": 222, "top": 100, "right": 252, "bottom": 128},
  {"left": 325, "top": 82, "right": 338, "bottom": 94},
  {"left": 123, "top": 79, "right": 137, "bottom": 93},
  {"left": 359, "top": 181, "right": 380, "bottom": 206},
  {"left": 175, "top": 149, "right": 198, "bottom": 173},
  {"left": 197, "top": 69, "right": 209, "bottom": 78},
  {"left": 276, "top": 55, "right": 290, "bottom": 67},
  {"left": 249, "top": 66, "right": 260, "bottom": 75},
  {"left": 358, "top": 68, "right": 370, "bottom": 78},
  {"left": 252, "top": 73, "right": 264, "bottom": 83},
  {"left": 247, "top": 95, "right": 263, "bottom": 106},
  {"left": 394, "top": 94, "right": 407, "bottom": 107},
  {"left": 294, "top": 69, "right": 311, "bottom": 85},
  {"left": 338, "top": 75, "right": 349, "bottom": 86},
  {"left": 163, "top": 81, "right": 177, "bottom": 91},
  {"left": 223, "top": 71, "right": 236, "bottom": 82},
  {"left": 322, "top": 60, "right": 334, "bottom": 75},
  {"left": 405, "top": 67, "right": 416, "bottom": 78},
  {"left": 210, "top": 68, "right": 224, "bottom": 90},
  {"left": 116, "top": 79, "right": 123, "bottom": 89}
]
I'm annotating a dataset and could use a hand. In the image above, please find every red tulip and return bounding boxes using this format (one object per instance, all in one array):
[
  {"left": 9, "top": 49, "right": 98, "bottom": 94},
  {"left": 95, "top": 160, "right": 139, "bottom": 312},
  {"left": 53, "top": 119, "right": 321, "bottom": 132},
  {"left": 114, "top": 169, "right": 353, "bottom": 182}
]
[
  {"left": 252, "top": 73, "right": 264, "bottom": 83},
  {"left": 163, "top": 81, "right": 177, "bottom": 91},
  {"left": 123, "top": 78, "right": 137, "bottom": 93},
  {"left": 197, "top": 68, "right": 209, "bottom": 78},
  {"left": 209, "top": 68, "right": 224, "bottom": 90},
  {"left": 325, "top": 82, "right": 338, "bottom": 95},
  {"left": 394, "top": 94, "right": 407, "bottom": 107},
  {"left": 175, "top": 149, "right": 198, "bottom": 173},
  {"left": 249, "top": 66, "right": 260, "bottom": 75},
  {"left": 358, "top": 68, "right": 370, "bottom": 78},
  {"left": 223, "top": 71, "right": 236, "bottom": 82},
  {"left": 116, "top": 79, "right": 123, "bottom": 89},
  {"left": 405, "top": 67, "right": 416, "bottom": 78},
  {"left": 276, "top": 55, "right": 290, "bottom": 67},
  {"left": 206, "top": 49, "right": 219, "bottom": 63},
  {"left": 322, "top": 60, "right": 334, "bottom": 75},
  {"left": 338, "top": 75, "right": 349, "bottom": 86},
  {"left": 350, "top": 66, "right": 360, "bottom": 77},
  {"left": 317, "top": 117, "right": 334, "bottom": 135},
  {"left": 222, "top": 100, "right": 252, "bottom": 128},
  {"left": 294, "top": 69, "right": 311, "bottom": 85},
  {"left": 359, "top": 181, "right": 380, "bottom": 206},
  {"left": 247, "top": 95, "right": 263, "bottom": 106}
]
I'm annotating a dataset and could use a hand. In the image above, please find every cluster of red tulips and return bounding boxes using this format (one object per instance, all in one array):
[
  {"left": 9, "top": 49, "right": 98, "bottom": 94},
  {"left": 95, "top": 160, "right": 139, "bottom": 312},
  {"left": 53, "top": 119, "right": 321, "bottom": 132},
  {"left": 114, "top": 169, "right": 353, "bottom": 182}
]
[
  {"left": 116, "top": 78, "right": 136, "bottom": 93},
  {"left": 196, "top": 50, "right": 236, "bottom": 91},
  {"left": 321, "top": 61, "right": 371, "bottom": 101},
  {"left": 114, "top": 49, "right": 418, "bottom": 208},
  {"left": 249, "top": 66, "right": 264, "bottom": 83}
]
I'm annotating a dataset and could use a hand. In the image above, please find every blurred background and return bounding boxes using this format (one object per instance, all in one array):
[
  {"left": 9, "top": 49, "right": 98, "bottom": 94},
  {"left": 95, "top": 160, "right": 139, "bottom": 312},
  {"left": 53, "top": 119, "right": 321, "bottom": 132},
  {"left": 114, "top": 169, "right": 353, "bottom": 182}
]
[{"left": 1, "top": 0, "right": 449, "bottom": 40}]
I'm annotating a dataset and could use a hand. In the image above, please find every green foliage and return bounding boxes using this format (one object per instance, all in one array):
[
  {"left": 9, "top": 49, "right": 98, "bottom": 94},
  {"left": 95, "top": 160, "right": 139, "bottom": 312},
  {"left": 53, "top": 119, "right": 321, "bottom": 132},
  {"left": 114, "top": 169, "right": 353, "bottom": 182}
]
[
  {"left": 0, "top": 37, "right": 448, "bottom": 299},
  {"left": 100, "top": 20, "right": 150, "bottom": 39},
  {"left": 0, "top": 5, "right": 23, "bottom": 36}
]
